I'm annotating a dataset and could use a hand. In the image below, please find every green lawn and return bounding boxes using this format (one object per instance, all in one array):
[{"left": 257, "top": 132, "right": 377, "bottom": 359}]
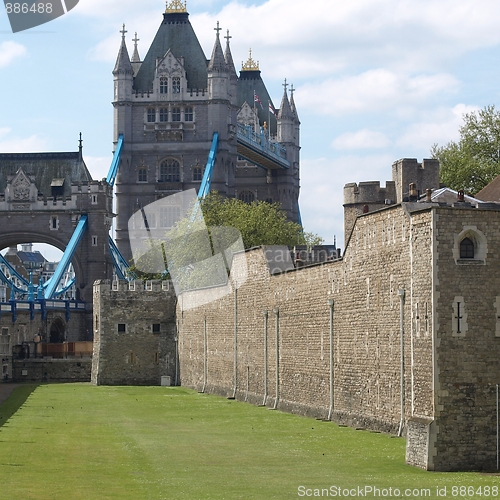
[{"left": 0, "top": 384, "right": 498, "bottom": 499}]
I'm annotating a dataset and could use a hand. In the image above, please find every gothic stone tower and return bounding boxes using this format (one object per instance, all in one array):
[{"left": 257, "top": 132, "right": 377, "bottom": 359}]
[{"left": 113, "top": 1, "right": 301, "bottom": 260}]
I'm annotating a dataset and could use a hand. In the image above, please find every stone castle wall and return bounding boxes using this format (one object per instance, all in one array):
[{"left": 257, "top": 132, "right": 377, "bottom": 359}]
[
  {"left": 91, "top": 280, "right": 177, "bottom": 386},
  {"left": 178, "top": 205, "right": 434, "bottom": 436},
  {"left": 430, "top": 208, "right": 500, "bottom": 471}
]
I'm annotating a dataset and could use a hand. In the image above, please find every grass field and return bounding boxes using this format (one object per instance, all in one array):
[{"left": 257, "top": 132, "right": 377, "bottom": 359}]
[{"left": 0, "top": 384, "right": 498, "bottom": 499}]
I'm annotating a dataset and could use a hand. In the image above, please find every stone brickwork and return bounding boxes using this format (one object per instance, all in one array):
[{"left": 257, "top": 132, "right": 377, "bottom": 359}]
[
  {"left": 91, "top": 200, "right": 500, "bottom": 471},
  {"left": 176, "top": 203, "right": 500, "bottom": 471},
  {"left": 91, "top": 280, "right": 177, "bottom": 386},
  {"left": 430, "top": 207, "right": 500, "bottom": 471},
  {"left": 179, "top": 204, "right": 433, "bottom": 434},
  {"left": 12, "top": 358, "right": 91, "bottom": 382}
]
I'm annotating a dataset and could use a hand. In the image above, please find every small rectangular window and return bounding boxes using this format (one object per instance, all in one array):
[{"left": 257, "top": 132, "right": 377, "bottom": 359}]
[
  {"left": 118, "top": 324, "right": 126, "bottom": 333},
  {"left": 92, "top": 236, "right": 98, "bottom": 247},
  {"left": 138, "top": 168, "right": 148, "bottom": 183},
  {"left": 147, "top": 108, "right": 156, "bottom": 122},
  {"left": 91, "top": 194, "right": 98, "bottom": 205},
  {"left": 152, "top": 324, "right": 161, "bottom": 333},
  {"left": 185, "top": 107, "right": 193, "bottom": 121},
  {"left": 172, "top": 107, "right": 181, "bottom": 122},
  {"left": 193, "top": 167, "right": 203, "bottom": 182}
]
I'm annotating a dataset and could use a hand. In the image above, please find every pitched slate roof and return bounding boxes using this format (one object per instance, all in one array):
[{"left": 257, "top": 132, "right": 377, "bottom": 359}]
[
  {"left": 238, "top": 69, "right": 278, "bottom": 135},
  {"left": 133, "top": 12, "right": 208, "bottom": 92},
  {"left": 475, "top": 175, "right": 500, "bottom": 202},
  {"left": 0, "top": 152, "right": 92, "bottom": 198}
]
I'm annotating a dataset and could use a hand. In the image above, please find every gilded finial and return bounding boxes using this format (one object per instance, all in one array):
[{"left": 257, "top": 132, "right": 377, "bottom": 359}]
[
  {"left": 165, "top": 0, "right": 187, "bottom": 13},
  {"left": 241, "top": 48, "right": 259, "bottom": 71}
]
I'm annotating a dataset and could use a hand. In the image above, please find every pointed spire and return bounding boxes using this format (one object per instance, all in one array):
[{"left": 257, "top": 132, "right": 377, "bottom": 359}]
[
  {"left": 224, "top": 29, "right": 237, "bottom": 77},
  {"left": 113, "top": 24, "right": 133, "bottom": 75},
  {"left": 289, "top": 83, "right": 300, "bottom": 121},
  {"left": 131, "top": 32, "right": 141, "bottom": 63},
  {"left": 208, "top": 21, "right": 227, "bottom": 72},
  {"left": 278, "top": 78, "right": 293, "bottom": 120},
  {"left": 78, "top": 132, "right": 83, "bottom": 162}
]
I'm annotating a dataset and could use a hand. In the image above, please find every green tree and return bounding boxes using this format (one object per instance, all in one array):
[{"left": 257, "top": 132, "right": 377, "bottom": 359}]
[
  {"left": 127, "top": 192, "right": 322, "bottom": 281},
  {"left": 200, "top": 192, "right": 308, "bottom": 249},
  {"left": 431, "top": 105, "right": 500, "bottom": 195}
]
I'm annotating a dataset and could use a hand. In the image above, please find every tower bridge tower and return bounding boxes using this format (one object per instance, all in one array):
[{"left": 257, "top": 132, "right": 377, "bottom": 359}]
[{"left": 113, "top": 1, "right": 301, "bottom": 261}]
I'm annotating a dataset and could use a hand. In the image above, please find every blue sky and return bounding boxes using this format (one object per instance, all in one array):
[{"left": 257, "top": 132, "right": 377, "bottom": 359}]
[{"left": 2, "top": 0, "right": 500, "bottom": 257}]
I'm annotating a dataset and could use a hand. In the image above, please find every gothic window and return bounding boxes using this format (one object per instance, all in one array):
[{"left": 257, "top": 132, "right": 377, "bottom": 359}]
[
  {"left": 185, "top": 107, "right": 193, "bottom": 121},
  {"left": 172, "top": 107, "right": 181, "bottom": 122},
  {"left": 138, "top": 168, "right": 147, "bottom": 183},
  {"left": 159, "top": 108, "right": 168, "bottom": 122},
  {"left": 160, "top": 206, "right": 181, "bottom": 228},
  {"left": 159, "top": 159, "right": 180, "bottom": 182},
  {"left": 238, "top": 191, "right": 255, "bottom": 204},
  {"left": 147, "top": 108, "right": 156, "bottom": 123},
  {"left": 193, "top": 167, "right": 203, "bottom": 182},
  {"left": 460, "top": 237, "right": 474, "bottom": 259},
  {"left": 160, "top": 77, "right": 168, "bottom": 94},
  {"left": 172, "top": 77, "right": 181, "bottom": 94}
]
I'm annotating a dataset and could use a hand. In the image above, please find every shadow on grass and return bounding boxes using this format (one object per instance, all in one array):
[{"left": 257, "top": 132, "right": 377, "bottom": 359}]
[{"left": 0, "top": 384, "right": 39, "bottom": 428}]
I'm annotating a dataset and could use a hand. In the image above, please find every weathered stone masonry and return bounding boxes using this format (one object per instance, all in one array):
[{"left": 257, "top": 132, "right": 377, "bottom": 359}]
[
  {"left": 91, "top": 202, "right": 500, "bottom": 471},
  {"left": 92, "top": 280, "right": 177, "bottom": 386},
  {"left": 175, "top": 203, "right": 500, "bottom": 472}
]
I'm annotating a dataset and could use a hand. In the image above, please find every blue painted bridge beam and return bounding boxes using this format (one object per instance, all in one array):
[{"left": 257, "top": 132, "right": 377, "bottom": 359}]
[
  {"left": 44, "top": 215, "right": 88, "bottom": 299},
  {"left": 106, "top": 133, "right": 124, "bottom": 187}
]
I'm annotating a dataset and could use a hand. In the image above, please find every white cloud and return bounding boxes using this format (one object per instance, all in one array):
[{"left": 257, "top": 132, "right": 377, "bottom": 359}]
[
  {"left": 397, "top": 103, "right": 479, "bottom": 151},
  {"left": 0, "top": 42, "right": 27, "bottom": 68},
  {"left": 0, "top": 128, "right": 11, "bottom": 139},
  {"left": 332, "top": 129, "right": 391, "bottom": 150},
  {"left": 296, "top": 70, "right": 458, "bottom": 116},
  {"left": 0, "top": 133, "right": 46, "bottom": 153},
  {"left": 84, "top": 156, "right": 113, "bottom": 181},
  {"left": 299, "top": 154, "right": 394, "bottom": 248}
]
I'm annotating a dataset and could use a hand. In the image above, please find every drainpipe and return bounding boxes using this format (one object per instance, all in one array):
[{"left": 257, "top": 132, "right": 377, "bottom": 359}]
[
  {"left": 202, "top": 317, "right": 207, "bottom": 393},
  {"left": 398, "top": 289, "right": 406, "bottom": 437},
  {"left": 263, "top": 310, "right": 268, "bottom": 406},
  {"left": 273, "top": 308, "right": 279, "bottom": 410},
  {"left": 232, "top": 288, "right": 238, "bottom": 399},
  {"left": 328, "top": 299, "right": 334, "bottom": 420}
]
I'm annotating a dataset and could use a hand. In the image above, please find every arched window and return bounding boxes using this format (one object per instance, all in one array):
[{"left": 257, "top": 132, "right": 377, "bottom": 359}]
[
  {"left": 460, "top": 237, "right": 474, "bottom": 259},
  {"left": 238, "top": 191, "right": 255, "bottom": 204},
  {"left": 172, "top": 77, "right": 181, "bottom": 94},
  {"left": 159, "top": 108, "right": 168, "bottom": 122},
  {"left": 159, "top": 159, "right": 180, "bottom": 182},
  {"left": 160, "top": 77, "right": 168, "bottom": 94}
]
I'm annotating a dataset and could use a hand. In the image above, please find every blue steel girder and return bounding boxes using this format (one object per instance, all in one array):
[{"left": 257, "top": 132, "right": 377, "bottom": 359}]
[
  {"left": 198, "top": 132, "right": 219, "bottom": 199},
  {"left": 236, "top": 124, "right": 290, "bottom": 170},
  {"left": 108, "top": 235, "right": 132, "bottom": 280},
  {"left": 106, "top": 134, "right": 124, "bottom": 187},
  {"left": 44, "top": 215, "right": 88, "bottom": 299}
]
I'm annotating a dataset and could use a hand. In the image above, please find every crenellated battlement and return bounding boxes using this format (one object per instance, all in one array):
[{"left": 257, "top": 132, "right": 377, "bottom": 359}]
[
  {"left": 343, "top": 180, "right": 396, "bottom": 206},
  {"left": 94, "top": 279, "right": 173, "bottom": 293}
]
